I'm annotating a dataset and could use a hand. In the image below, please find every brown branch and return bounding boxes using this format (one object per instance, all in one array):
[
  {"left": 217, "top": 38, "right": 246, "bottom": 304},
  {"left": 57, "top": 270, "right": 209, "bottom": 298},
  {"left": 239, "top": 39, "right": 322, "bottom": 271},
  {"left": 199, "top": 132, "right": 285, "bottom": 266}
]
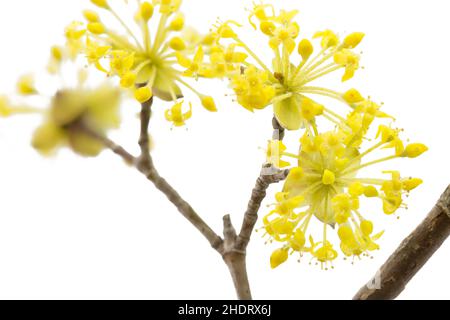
[
  {"left": 135, "top": 98, "right": 224, "bottom": 252},
  {"left": 138, "top": 158, "right": 224, "bottom": 251},
  {"left": 222, "top": 215, "right": 251, "bottom": 300},
  {"left": 138, "top": 96, "right": 153, "bottom": 162},
  {"left": 75, "top": 112, "right": 288, "bottom": 300},
  {"left": 74, "top": 118, "right": 224, "bottom": 252},
  {"left": 236, "top": 117, "right": 288, "bottom": 252},
  {"left": 69, "top": 122, "right": 136, "bottom": 165},
  {"left": 235, "top": 165, "right": 289, "bottom": 252},
  {"left": 272, "top": 116, "right": 285, "bottom": 140},
  {"left": 354, "top": 185, "right": 450, "bottom": 300},
  {"left": 219, "top": 117, "right": 288, "bottom": 300}
]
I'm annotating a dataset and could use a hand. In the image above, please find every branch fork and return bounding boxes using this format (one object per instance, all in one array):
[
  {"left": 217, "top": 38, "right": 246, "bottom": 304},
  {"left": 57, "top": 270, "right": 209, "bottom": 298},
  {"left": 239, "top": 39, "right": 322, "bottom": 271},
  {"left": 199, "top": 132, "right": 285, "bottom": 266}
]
[{"left": 75, "top": 100, "right": 450, "bottom": 300}]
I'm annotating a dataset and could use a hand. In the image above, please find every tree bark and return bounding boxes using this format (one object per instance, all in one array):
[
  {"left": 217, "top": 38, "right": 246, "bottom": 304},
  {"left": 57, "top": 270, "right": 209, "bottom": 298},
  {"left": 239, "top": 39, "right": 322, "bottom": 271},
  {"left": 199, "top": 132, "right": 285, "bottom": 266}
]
[
  {"left": 224, "top": 253, "right": 252, "bottom": 300},
  {"left": 354, "top": 185, "right": 450, "bottom": 300}
]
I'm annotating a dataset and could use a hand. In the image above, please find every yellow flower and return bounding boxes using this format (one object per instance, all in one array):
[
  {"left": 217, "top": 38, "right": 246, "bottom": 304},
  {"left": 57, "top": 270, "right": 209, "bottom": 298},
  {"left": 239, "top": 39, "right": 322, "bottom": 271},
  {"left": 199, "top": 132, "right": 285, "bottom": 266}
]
[
  {"left": 177, "top": 46, "right": 204, "bottom": 78},
  {"left": 85, "top": 37, "right": 111, "bottom": 72},
  {"left": 266, "top": 140, "right": 290, "bottom": 168},
  {"left": 201, "top": 3, "right": 369, "bottom": 131},
  {"left": 231, "top": 66, "right": 275, "bottom": 111},
  {"left": 261, "top": 117, "right": 427, "bottom": 268},
  {"left": 165, "top": 101, "right": 192, "bottom": 127},
  {"left": 66, "top": 0, "right": 217, "bottom": 126},
  {"left": 65, "top": 21, "right": 86, "bottom": 59}
]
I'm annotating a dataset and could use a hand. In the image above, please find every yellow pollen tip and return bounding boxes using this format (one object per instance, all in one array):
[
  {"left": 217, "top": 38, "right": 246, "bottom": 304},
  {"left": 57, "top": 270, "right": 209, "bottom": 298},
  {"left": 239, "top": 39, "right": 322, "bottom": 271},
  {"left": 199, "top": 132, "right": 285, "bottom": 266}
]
[
  {"left": 343, "top": 32, "right": 365, "bottom": 49},
  {"left": 169, "top": 37, "right": 186, "bottom": 51},
  {"left": 343, "top": 88, "right": 364, "bottom": 104},
  {"left": 403, "top": 143, "right": 428, "bottom": 158},
  {"left": 17, "top": 75, "right": 37, "bottom": 96},
  {"left": 322, "top": 169, "right": 336, "bottom": 185},
  {"left": 260, "top": 21, "right": 275, "bottom": 36},
  {"left": 134, "top": 87, "right": 153, "bottom": 103},
  {"left": 169, "top": 14, "right": 185, "bottom": 31},
  {"left": 402, "top": 178, "right": 423, "bottom": 191},
  {"left": 298, "top": 39, "right": 313, "bottom": 61},
  {"left": 140, "top": 2, "right": 154, "bottom": 22},
  {"left": 87, "top": 22, "right": 105, "bottom": 35},
  {"left": 83, "top": 10, "right": 100, "bottom": 23},
  {"left": 270, "top": 248, "right": 289, "bottom": 269},
  {"left": 90, "top": 0, "right": 109, "bottom": 10},
  {"left": 201, "top": 96, "right": 217, "bottom": 112},
  {"left": 51, "top": 46, "right": 63, "bottom": 61}
]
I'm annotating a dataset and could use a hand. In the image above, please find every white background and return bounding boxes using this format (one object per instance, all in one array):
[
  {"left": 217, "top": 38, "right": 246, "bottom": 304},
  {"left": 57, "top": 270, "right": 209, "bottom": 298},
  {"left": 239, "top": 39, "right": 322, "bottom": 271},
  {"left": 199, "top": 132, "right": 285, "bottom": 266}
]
[{"left": 0, "top": 0, "right": 449, "bottom": 300}]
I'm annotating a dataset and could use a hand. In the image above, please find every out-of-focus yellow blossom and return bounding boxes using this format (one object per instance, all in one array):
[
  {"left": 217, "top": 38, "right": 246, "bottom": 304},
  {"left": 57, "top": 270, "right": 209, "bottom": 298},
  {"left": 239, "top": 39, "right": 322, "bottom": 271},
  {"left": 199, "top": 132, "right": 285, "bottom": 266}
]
[
  {"left": 196, "top": 3, "right": 373, "bottom": 131},
  {"left": 32, "top": 82, "right": 121, "bottom": 157},
  {"left": 5, "top": 63, "right": 121, "bottom": 157},
  {"left": 263, "top": 115, "right": 427, "bottom": 269},
  {"left": 59, "top": 0, "right": 217, "bottom": 127}
]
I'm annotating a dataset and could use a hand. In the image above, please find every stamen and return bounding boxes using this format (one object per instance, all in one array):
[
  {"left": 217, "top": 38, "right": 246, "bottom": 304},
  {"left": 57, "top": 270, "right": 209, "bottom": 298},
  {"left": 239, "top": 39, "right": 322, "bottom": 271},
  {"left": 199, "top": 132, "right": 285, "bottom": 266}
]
[
  {"left": 342, "top": 155, "right": 398, "bottom": 176},
  {"left": 109, "top": 7, "right": 144, "bottom": 50},
  {"left": 300, "top": 65, "right": 343, "bottom": 85},
  {"left": 235, "top": 38, "right": 274, "bottom": 77},
  {"left": 152, "top": 14, "right": 170, "bottom": 55}
]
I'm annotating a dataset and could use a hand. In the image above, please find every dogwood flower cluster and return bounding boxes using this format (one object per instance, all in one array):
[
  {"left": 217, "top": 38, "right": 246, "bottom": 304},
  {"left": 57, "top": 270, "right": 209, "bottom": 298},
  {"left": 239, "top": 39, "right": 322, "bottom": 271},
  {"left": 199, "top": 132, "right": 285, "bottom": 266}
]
[
  {"left": 264, "top": 97, "right": 427, "bottom": 269},
  {"left": 62, "top": 0, "right": 217, "bottom": 127},
  {"left": 180, "top": 2, "right": 369, "bottom": 131},
  {"left": 195, "top": 2, "right": 430, "bottom": 269}
]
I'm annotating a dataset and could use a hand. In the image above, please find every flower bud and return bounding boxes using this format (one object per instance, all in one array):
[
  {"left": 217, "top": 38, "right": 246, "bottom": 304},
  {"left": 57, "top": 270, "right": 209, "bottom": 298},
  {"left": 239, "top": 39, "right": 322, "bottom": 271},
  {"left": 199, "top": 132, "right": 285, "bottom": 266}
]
[
  {"left": 90, "top": 0, "right": 109, "bottom": 10},
  {"left": 270, "top": 248, "right": 289, "bottom": 269},
  {"left": 134, "top": 87, "right": 153, "bottom": 103}
]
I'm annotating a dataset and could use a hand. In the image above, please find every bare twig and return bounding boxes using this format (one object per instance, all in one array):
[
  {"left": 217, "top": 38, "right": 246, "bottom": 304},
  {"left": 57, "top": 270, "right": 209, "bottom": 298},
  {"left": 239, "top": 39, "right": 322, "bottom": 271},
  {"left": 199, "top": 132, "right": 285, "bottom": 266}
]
[
  {"left": 139, "top": 158, "right": 224, "bottom": 251},
  {"left": 135, "top": 98, "right": 224, "bottom": 252},
  {"left": 354, "top": 185, "right": 450, "bottom": 300},
  {"left": 75, "top": 111, "right": 288, "bottom": 300},
  {"left": 73, "top": 117, "right": 224, "bottom": 252},
  {"left": 235, "top": 165, "right": 289, "bottom": 252},
  {"left": 138, "top": 96, "right": 153, "bottom": 162},
  {"left": 219, "top": 117, "right": 289, "bottom": 299},
  {"left": 222, "top": 215, "right": 251, "bottom": 299},
  {"left": 69, "top": 122, "right": 136, "bottom": 165}
]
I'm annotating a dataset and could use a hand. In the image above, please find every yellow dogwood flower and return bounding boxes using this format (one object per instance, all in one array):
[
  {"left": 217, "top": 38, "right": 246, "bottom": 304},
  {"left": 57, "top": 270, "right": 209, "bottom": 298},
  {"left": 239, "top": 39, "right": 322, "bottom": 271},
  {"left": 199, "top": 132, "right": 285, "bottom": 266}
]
[
  {"left": 62, "top": 0, "right": 217, "bottom": 126},
  {"left": 198, "top": 3, "right": 371, "bottom": 131},
  {"left": 263, "top": 114, "right": 427, "bottom": 269},
  {"left": 165, "top": 101, "right": 192, "bottom": 127}
]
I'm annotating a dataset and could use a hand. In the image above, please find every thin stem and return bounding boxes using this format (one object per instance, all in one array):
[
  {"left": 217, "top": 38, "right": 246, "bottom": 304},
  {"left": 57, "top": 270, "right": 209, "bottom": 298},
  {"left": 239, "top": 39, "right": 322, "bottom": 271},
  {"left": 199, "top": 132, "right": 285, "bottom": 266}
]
[
  {"left": 235, "top": 38, "right": 274, "bottom": 78},
  {"left": 109, "top": 8, "right": 144, "bottom": 50},
  {"left": 342, "top": 155, "right": 398, "bottom": 175},
  {"left": 73, "top": 119, "right": 224, "bottom": 254},
  {"left": 235, "top": 117, "right": 289, "bottom": 252},
  {"left": 137, "top": 84, "right": 153, "bottom": 162}
]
